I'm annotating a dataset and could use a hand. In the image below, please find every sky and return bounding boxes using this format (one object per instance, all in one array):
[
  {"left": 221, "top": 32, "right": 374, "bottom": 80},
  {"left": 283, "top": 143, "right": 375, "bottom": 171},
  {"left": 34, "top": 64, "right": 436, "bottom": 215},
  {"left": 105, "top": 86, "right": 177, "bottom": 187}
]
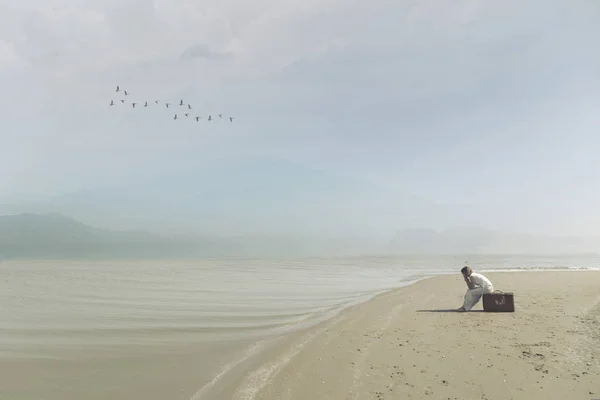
[{"left": 0, "top": 0, "right": 599, "bottom": 237}]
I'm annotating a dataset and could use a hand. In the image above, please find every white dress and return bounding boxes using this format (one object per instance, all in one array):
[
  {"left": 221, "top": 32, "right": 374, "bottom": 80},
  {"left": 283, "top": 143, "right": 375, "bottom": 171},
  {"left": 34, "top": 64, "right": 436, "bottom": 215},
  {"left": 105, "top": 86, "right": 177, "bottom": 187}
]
[{"left": 462, "top": 272, "right": 494, "bottom": 311}]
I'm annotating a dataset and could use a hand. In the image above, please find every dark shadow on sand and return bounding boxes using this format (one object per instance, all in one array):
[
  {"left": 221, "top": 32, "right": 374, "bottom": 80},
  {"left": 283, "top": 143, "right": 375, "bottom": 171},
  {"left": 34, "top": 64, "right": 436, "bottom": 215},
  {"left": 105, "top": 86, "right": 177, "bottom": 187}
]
[{"left": 417, "top": 309, "right": 485, "bottom": 313}]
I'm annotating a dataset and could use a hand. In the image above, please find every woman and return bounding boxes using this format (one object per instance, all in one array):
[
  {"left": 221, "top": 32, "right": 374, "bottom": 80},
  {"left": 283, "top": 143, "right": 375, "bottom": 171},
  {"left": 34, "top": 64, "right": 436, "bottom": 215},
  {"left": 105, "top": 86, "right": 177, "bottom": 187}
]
[{"left": 458, "top": 266, "right": 494, "bottom": 312}]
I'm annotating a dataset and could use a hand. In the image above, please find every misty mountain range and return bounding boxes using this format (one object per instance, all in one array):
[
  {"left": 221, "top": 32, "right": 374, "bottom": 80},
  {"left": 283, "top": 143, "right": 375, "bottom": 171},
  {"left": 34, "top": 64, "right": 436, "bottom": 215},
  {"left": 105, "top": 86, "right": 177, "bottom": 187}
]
[
  {"left": 388, "top": 227, "right": 600, "bottom": 255},
  {"left": 0, "top": 213, "right": 599, "bottom": 259},
  {"left": 0, "top": 159, "right": 461, "bottom": 237},
  {"left": 0, "top": 213, "right": 379, "bottom": 259}
]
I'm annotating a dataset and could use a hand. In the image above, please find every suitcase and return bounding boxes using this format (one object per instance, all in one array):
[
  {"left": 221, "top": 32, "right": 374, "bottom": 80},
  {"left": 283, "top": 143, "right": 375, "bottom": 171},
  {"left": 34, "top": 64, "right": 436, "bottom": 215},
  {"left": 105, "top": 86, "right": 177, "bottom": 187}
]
[{"left": 482, "top": 291, "right": 515, "bottom": 312}]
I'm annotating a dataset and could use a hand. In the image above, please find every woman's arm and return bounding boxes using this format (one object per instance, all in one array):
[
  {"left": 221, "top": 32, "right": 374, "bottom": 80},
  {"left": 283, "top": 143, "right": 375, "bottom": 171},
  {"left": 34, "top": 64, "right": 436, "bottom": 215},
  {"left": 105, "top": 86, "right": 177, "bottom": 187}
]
[{"left": 464, "top": 276, "right": 475, "bottom": 290}]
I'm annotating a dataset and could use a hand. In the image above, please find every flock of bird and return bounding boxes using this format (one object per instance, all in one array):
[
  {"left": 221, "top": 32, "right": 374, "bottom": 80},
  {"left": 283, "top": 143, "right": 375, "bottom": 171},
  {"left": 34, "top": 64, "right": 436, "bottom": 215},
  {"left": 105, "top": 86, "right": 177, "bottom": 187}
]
[{"left": 109, "top": 85, "right": 235, "bottom": 123}]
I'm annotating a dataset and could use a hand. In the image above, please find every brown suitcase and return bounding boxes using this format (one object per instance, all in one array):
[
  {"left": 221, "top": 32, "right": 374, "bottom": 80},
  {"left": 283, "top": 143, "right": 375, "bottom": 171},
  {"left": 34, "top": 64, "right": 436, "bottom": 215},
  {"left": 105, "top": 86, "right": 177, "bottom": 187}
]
[{"left": 483, "top": 291, "right": 515, "bottom": 312}]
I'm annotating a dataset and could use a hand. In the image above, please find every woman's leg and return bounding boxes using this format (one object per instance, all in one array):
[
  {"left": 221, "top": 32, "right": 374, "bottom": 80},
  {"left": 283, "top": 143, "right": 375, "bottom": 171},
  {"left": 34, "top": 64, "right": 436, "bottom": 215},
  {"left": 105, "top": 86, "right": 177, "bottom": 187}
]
[{"left": 462, "top": 287, "right": 485, "bottom": 311}]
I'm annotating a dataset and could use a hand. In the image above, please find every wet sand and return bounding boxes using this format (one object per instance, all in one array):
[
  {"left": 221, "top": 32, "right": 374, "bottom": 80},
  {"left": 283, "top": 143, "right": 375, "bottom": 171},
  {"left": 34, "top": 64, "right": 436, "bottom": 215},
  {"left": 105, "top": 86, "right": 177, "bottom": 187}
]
[{"left": 212, "top": 271, "right": 600, "bottom": 400}]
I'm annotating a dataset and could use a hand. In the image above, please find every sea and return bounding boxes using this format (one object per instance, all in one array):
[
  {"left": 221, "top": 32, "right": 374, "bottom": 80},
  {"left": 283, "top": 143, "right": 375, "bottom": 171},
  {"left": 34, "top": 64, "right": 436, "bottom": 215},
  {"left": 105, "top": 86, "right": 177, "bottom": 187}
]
[{"left": 1, "top": 255, "right": 599, "bottom": 400}]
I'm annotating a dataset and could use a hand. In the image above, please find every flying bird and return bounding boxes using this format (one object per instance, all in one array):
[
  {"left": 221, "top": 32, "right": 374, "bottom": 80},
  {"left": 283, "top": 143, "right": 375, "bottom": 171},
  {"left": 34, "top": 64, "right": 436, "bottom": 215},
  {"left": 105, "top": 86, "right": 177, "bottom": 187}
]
[
  {"left": 115, "top": 85, "right": 120, "bottom": 92},
  {"left": 121, "top": 100, "right": 125, "bottom": 103},
  {"left": 110, "top": 100, "right": 115, "bottom": 106},
  {"left": 195, "top": 117, "right": 200, "bottom": 122},
  {"left": 219, "top": 114, "right": 222, "bottom": 118},
  {"left": 229, "top": 117, "right": 234, "bottom": 122},
  {"left": 188, "top": 104, "right": 192, "bottom": 110},
  {"left": 132, "top": 102, "right": 137, "bottom": 108},
  {"left": 165, "top": 103, "right": 170, "bottom": 108},
  {"left": 208, "top": 115, "right": 212, "bottom": 121},
  {"left": 184, "top": 113, "right": 189, "bottom": 117},
  {"left": 173, "top": 114, "right": 178, "bottom": 120},
  {"left": 124, "top": 90, "right": 129, "bottom": 96},
  {"left": 144, "top": 101, "right": 149, "bottom": 107},
  {"left": 179, "top": 100, "right": 184, "bottom": 106},
  {"left": 155, "top": 100, "right": 159, "bottom": 104}
]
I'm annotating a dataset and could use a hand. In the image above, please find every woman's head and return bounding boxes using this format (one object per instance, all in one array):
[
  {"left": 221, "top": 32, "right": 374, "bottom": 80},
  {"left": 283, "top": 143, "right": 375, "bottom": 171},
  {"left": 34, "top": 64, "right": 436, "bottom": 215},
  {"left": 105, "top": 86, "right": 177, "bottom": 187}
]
[{"left": 461, "top": 266, "right": 472, "bottom": 277}]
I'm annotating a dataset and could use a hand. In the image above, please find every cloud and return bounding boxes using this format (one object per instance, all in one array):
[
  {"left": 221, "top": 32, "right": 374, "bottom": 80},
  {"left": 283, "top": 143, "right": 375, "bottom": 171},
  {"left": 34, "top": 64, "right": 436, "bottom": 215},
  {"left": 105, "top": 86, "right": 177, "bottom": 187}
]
[
  {"left": 0, "top": 40, "right": 22, "bottom": 71},
  {"left": 179, "top": 43, "right": 233, "bottom": 61}
]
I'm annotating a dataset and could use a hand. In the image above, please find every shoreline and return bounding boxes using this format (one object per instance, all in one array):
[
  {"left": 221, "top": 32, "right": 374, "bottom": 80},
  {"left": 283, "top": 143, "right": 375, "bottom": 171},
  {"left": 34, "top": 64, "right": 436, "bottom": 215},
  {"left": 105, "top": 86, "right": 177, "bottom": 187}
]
[
  {"left": 196, "top": 271, "right": 600, "bottom": 400},
  {"left": 191, "top": 268, "right": 600, "bottom": 399},
  {"left": 189, "top": 276, "right": 432, "bottom": 399}
]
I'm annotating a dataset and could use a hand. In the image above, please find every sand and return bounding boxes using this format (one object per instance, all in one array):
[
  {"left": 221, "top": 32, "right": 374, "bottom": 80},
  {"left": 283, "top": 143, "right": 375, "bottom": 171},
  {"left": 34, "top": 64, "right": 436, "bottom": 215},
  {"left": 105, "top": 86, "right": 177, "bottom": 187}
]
[{"left": 208, "top": 271, "right": 600, "bottom": 400}]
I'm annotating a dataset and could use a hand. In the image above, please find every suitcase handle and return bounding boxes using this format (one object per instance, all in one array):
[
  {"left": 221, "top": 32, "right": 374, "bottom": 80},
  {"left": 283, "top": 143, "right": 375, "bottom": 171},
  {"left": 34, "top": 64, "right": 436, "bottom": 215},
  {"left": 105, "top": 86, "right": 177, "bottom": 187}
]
[{"left": 490, "top": 290, "right": 515, "bottom": 297}]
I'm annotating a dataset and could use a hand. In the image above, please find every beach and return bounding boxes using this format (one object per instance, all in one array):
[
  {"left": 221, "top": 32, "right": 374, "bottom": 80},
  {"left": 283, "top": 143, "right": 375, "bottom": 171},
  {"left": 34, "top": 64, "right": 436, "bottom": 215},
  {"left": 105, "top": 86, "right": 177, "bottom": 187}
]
[
  {"left": 208, "top": 271, "right": 600, "bottom": 400},
  {"left": 1, "top": 260, "right": 599, "bottom": 400}
]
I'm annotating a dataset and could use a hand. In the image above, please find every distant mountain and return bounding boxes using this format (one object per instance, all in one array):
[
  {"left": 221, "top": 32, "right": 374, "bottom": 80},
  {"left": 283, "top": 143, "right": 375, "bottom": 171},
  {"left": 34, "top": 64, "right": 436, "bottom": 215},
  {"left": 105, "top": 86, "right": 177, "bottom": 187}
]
[
  {"left": 0, "top": 213, "right": 173, "bottom": 259},
  {"left": 387, "top": 227, "right": 600, "bottom": 255},
  {"left": 0, "top": 158, "right": 440, "bottom": 237},
  {"left": 0, "top": 212, "right": 162, "bottom": 243},
  {"left": 0, "top": 213, "right": 379, "bottom": 259}
]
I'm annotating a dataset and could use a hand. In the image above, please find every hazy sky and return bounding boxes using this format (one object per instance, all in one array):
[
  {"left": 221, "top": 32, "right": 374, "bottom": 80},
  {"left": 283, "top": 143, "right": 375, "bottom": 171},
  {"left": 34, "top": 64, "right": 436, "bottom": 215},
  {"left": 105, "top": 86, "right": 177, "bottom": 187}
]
[{"left": 1, "top": 0, "right": 599, "bottom": 236}]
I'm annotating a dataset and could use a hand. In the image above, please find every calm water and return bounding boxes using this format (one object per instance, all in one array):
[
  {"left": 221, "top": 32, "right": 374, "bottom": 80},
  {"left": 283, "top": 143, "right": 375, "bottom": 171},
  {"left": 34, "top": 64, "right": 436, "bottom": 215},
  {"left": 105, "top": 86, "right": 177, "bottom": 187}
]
[{"left": 1, "top": 255, "right": 598, "bottom": 399}]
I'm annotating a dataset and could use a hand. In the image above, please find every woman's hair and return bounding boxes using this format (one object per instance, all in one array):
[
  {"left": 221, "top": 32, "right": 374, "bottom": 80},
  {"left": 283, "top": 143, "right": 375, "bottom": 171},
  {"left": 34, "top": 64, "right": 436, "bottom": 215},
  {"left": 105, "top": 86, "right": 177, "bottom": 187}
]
[{"left": 461, "top": 266, "right": 472, "bottom": 276}]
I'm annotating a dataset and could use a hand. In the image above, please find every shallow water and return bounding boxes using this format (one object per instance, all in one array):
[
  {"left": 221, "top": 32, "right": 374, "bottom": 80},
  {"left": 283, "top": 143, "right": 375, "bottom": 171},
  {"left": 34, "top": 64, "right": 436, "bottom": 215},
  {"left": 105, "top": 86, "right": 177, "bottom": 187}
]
[{"left": 0, "top": 255, "right": 598, "bottom": 399}]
